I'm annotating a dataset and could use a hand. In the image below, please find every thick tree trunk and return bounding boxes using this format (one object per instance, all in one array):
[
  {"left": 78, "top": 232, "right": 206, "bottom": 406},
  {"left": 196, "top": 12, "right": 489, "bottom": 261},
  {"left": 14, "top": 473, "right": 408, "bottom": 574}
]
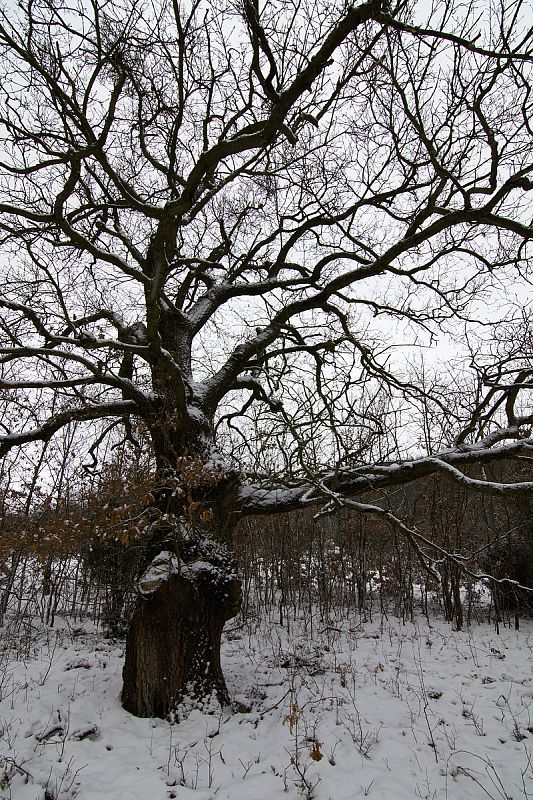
[
  {"left": 120, "top": 419, "right": 242, "bottom": 717},
  {"left": 122, "top": 546, "right": 241, "bottom": 717},
  {"left": 119, "top": 327, "right": 244, "bottom": 717}
]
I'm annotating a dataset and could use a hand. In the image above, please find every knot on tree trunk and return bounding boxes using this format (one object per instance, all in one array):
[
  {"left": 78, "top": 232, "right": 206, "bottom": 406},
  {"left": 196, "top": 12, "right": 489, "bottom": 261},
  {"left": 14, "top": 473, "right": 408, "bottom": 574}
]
[
  {"left": 137, "top": 517, "right": 240, "bottom": 600},
  {"left": 136, "top": 541, "right": 242, "bottom": 621}
]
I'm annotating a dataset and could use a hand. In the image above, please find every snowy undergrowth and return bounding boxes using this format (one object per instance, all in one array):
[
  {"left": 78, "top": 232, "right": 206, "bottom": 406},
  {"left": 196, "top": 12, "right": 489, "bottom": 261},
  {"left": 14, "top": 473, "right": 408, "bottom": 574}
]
[{"left": 1, "top": 610, "right": 532, "bottom": 800}]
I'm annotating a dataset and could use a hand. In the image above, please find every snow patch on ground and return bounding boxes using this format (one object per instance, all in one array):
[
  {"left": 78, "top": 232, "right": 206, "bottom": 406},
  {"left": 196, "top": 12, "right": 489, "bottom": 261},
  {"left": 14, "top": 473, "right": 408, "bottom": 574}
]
[{"left": 1, "top": 611, "right": 532, "bottom": 799}]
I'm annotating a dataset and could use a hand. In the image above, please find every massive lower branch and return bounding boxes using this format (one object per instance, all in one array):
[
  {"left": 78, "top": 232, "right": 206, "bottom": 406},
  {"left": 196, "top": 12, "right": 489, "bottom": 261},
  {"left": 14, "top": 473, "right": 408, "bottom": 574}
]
[{"left": 238, "top": 433, "right": 533, "bottom": 515}]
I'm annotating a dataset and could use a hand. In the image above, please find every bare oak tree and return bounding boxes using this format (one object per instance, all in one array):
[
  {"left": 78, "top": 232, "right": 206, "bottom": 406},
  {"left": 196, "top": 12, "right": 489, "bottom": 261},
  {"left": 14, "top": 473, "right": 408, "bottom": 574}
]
[{"left": 0, "top": 0, "right": 532, "bottom": 716}]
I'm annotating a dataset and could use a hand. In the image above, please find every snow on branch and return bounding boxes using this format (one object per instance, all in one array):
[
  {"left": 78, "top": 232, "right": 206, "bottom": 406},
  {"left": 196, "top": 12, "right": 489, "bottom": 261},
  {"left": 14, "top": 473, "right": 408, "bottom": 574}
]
[
  {"left": 425, "top": 458, "right": 533, "bottom": 495},
  {"left": 238, "top": 431, "right": 533, "bottom": 514}
]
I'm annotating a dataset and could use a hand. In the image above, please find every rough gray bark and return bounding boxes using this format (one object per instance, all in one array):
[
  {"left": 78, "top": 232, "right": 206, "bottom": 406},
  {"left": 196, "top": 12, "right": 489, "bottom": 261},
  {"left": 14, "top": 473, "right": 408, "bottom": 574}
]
[{"left": 122, "top": 530, "right": 241, "bottom": 717}]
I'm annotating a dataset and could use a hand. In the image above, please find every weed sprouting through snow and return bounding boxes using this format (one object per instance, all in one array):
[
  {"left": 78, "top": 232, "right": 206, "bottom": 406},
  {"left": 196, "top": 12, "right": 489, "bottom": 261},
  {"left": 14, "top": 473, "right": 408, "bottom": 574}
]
[{"left": 0, "top": 608, "right": 532, "bottom": 799}]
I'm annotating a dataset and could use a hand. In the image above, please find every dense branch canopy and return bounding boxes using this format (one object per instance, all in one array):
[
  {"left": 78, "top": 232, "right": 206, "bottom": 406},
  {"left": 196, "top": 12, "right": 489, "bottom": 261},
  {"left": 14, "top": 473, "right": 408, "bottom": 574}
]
[{"left": 0, "top": 0, "right": 531, "bottom": 509}]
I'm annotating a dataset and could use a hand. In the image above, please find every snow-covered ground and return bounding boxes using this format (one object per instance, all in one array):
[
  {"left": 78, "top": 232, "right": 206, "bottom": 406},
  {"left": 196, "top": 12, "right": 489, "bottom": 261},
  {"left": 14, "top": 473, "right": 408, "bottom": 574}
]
[{"left": 1, "top": 609, "right": 532, "bottom": 800}]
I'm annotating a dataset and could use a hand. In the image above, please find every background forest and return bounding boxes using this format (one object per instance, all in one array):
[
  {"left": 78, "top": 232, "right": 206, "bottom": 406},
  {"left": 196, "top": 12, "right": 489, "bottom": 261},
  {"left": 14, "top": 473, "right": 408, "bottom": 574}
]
[{"left": 1, "top": 438, "right": 532, "bottom": 635}]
